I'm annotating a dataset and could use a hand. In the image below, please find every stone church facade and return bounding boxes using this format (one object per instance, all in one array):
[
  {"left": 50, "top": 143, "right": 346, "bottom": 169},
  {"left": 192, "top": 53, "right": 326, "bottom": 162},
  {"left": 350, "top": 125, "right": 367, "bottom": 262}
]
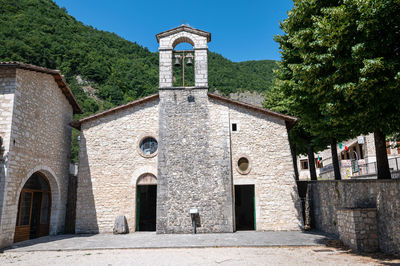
[
  {"left": 0, "top": 63, "right": 81, "bottom": 248},
  {"left": 72, "top": 25, "right": 303, "bottom": 234}
]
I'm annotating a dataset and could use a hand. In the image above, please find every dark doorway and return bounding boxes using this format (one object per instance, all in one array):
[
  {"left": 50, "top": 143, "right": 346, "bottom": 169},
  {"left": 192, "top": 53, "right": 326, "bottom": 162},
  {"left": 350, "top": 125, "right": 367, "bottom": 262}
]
[
  {"left": 136, "top": 185, "right": 157, "bottom": 231},
  {"left": 235, "top": 185, "right": 255, "bottom": 231},
  {"left": 14, "top": 172, "right": 51, "bottom": 243}
]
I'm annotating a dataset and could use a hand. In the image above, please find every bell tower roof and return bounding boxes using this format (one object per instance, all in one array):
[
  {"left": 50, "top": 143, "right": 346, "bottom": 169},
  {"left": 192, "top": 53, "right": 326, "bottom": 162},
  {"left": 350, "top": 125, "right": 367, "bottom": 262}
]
[{"left": 156, "top": 25, "right": 211, "bottom": 43}]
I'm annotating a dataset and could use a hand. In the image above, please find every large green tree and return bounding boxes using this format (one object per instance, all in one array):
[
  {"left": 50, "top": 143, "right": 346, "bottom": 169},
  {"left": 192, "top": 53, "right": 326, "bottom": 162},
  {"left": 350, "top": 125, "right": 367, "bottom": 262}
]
[{"left": 274, "top": 0, "right": 400, "bottom": 179}]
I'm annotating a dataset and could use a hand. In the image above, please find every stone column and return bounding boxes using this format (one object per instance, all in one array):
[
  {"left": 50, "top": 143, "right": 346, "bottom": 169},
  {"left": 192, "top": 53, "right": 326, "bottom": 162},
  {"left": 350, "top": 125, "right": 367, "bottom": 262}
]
[
  {"left": 159, "top": 50, "right": 173, "bottom": 88},
  {"left": 194, "top": 49, "right": 208, "bottom": 87}
]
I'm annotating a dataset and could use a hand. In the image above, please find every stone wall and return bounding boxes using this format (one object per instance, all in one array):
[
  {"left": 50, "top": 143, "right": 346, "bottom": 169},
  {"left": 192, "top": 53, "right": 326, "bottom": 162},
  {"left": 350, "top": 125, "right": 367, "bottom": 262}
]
[
  {"left": 219, "top": 99, "right": 303, "bottom": 231},
  {"left": 157, "top": 89, "right": 234, "bottom": 233},
  {"left": 76, "top": 99, "right": 159, "bottom": 233},
  {"left": 0, "top": 67, "right": 17, "bottom": 238},
  {"left": 337, "top": 208, "right": 379, "bottom": 252},
  {"left": 158, "top": 30, "right": 209, "bottom": 88},
  {"left": 308, "top": 180, "right": 400, "bottom": 255},
  {"left": 0, "top": 69, "right": 73, "bottom": 248}
]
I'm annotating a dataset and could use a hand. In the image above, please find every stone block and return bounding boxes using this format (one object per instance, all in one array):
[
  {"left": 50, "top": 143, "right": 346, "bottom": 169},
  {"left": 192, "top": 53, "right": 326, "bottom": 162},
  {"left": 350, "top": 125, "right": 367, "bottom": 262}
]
[{"left": 113, "top": 215, "right": 129, "bottom": 234}]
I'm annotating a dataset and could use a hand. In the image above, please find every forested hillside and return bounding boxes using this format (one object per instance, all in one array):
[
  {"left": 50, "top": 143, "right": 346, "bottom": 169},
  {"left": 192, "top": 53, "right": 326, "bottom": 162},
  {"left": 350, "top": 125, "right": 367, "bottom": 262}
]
[{"left": 0, "top": 0, "right": 277, "bottom": 161}]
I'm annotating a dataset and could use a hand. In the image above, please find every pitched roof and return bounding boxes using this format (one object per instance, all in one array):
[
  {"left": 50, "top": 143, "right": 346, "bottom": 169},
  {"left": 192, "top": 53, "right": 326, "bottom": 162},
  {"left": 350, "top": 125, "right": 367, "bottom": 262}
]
[
  {"left": 208, "top": 93, "right": 298, "bottom": 128},
  {"left": 70, "top": 92, "right": 297, "bottom": 130},
  {"left": 0, "top": 62, "right": 82, "bottom": 114},
  {"left": 156, "top": 25, "right": 211, "bottom": 43},
  {"left": 70, "top": 93, "right": 159, "bottom": 129}
]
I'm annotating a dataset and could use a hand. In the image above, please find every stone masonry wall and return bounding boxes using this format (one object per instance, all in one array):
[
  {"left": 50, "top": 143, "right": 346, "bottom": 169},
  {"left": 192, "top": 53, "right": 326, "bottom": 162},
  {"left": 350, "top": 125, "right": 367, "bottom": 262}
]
[
  {"left": 217, "top": 99, "right": 303, "bottom": 231},
  {"left": 0, "top": 67, "right": 17, "bottom": 242},
  {"left": 337, "top": 208, "right": 379, "bottom": 252},
  {"left": 309, "top": 180, "right": 400, "bottom": 255},
  {"left": 76, "top": 99, "right": 159, "bottom": 233},
  {"left": 0, "top": 69, "right": 73, "bottom": 248},
  {"left": 158, "top": 30, "right": 208, "bottom": 88},
  {"left": 157, "top": 89, "right": 234, "bottom": 233}
]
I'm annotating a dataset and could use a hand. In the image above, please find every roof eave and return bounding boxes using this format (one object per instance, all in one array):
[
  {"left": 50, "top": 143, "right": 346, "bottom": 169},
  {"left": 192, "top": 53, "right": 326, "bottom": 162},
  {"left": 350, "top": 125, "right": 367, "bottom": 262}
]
[
  {"left": 156, "top": 25, "right": 211, "bottom": 43},
  {"left": 0, "top": 62, "right": 82, "bottom": 114},
  {"left": 70, "top": 93, "right": 159, "bottom": 130},
  {"left": 207, "top": 93, "right": 298, "bottom": 127}
]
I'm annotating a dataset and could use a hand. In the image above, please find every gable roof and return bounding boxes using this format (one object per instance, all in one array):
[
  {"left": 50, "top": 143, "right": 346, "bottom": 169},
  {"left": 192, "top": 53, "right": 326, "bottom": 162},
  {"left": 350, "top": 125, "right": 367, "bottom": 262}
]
[
  {"left": 0, "top": 62, "right": 82, "bottom": 114},
  {"left": 208, "top": 93, "right": 298, "bottom": 128},
  {"left": 156, "top": 25, "right": 211, "bottom": 43},
  {"left": 70, "top": 92, "right": 297, "bottom": 130},
  {"left": 70, "top": 93, "right": 159, "bottom": 129}
]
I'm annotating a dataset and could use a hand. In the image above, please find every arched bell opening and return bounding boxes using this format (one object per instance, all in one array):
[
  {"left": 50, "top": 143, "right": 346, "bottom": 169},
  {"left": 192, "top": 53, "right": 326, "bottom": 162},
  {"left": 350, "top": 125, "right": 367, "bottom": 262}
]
[
  {"left": 14, "top": 172, "right": 52, "bottom": 243},
  {"left": 136, "top": 173, "right": 157, "bottom": 231},
  {"left": 172, "top": 37, "right": 195, "bottom": 87}
]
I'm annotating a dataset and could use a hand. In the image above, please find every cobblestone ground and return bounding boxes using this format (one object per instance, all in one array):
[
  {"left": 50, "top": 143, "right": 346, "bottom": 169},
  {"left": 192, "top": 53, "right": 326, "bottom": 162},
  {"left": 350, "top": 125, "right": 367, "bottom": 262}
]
[{"left": 1, "top": 247, "right": 399, "bottom": 266}]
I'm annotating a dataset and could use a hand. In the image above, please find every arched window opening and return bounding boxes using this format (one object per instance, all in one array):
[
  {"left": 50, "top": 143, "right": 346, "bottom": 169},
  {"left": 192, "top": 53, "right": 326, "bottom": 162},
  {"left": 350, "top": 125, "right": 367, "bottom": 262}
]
[{"left": 173, "top": 41, "right": 195, "bottom": 87}]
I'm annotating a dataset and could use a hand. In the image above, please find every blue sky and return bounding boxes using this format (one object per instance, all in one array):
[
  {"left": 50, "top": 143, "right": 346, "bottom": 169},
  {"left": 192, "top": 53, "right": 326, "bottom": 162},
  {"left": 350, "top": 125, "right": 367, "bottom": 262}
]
[{"left": 53, "top": 0, "right": 294, "bottom": 62}]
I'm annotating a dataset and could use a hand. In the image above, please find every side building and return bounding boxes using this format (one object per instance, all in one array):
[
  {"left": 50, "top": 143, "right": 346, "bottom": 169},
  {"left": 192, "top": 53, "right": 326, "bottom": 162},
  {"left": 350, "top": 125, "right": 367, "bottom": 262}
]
[
  {"left": 0, "top": 62, "right": 81, "bottom": 248},
  {"left": 298, "top": 133, "right": 400, "bottom": 180}
]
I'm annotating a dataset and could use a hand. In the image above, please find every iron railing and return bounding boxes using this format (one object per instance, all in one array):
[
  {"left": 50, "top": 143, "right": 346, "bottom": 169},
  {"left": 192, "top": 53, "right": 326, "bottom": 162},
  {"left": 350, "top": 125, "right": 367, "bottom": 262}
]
[{"left": 319, "top": 157, "right": 400, "bottom": 177}]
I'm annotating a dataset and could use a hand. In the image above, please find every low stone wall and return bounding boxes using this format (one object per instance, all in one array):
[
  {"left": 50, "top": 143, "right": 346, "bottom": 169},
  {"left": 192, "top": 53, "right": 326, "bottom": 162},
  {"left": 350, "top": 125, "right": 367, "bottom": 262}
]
[
  {"left": 337, "top": 208, "right": 378, "bottom": 252},
  {"left": 307, "top": 180, "right": 400, "bottom": 255}
]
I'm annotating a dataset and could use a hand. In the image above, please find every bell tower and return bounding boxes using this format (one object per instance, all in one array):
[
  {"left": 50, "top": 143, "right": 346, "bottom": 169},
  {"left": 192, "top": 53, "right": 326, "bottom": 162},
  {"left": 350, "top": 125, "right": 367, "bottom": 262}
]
[
  {"left": 156, "top": 25, "right": 211, "bottom": 88},
  {"left": 155, "top": 25, "right": 234, "bottom": 234}
]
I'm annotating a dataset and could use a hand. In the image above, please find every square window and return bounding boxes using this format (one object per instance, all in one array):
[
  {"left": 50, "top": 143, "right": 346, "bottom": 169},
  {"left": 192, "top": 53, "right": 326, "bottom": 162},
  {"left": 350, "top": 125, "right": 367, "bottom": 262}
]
[{"left": 300, "top": 159, "right": 308, "bottom": 170}]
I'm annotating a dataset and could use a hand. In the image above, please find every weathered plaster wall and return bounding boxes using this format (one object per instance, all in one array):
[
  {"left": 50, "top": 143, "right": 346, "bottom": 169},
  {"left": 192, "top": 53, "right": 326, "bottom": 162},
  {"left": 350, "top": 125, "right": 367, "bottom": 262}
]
[
  {"left": 0, "top": 69, "right": 73, "bottom": 248},
  {"left": 308, "top": 180, "right": 400, "bottom": 255},
  {"left": 157, "top": 89, "right": 234, "bottom": 233},
  {"left": 220, "top": 99, "right": 303, "bottom": 231},
  {"left": 76, "top": 99, "right": 159, "bottom": 233}
]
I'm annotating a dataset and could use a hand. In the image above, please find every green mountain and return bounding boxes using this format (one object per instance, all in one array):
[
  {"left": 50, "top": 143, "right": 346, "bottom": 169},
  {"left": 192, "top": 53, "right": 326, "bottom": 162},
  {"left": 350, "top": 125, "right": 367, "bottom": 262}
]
[
  {"left": 0, "top": 0, "right": 278, "bottom": 162},
  {"left": 0, "top": 0, "right": 277, "bottom": 112}
]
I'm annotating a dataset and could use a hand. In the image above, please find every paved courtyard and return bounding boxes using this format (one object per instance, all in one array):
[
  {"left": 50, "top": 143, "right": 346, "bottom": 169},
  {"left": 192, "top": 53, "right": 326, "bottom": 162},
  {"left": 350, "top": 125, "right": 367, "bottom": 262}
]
[
  {"left": 2, "top": 247, "right": 400, "bottom": 265},
  {"left": 2, "top": 232, "right": 399, "bottom": 265},
  {"left": 5, "top": 231, "right": 329, "bottom": 251}
]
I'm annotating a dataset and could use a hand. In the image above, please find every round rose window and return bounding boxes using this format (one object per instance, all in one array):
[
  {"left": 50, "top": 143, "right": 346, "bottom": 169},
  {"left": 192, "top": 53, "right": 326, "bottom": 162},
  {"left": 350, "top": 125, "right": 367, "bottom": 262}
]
[{"left": 140, "top": 137, "right": 158, "bottom": 155}]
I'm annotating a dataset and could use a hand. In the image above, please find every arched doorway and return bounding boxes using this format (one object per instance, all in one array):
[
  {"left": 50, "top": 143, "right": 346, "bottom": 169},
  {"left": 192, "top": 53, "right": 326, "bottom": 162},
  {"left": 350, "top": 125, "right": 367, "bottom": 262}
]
[
  {"left": 136, "top": 173, "right": 157, "bottom": 231},
  {"left": 14, "top": 172, "right": 51, "bottom": 242}
]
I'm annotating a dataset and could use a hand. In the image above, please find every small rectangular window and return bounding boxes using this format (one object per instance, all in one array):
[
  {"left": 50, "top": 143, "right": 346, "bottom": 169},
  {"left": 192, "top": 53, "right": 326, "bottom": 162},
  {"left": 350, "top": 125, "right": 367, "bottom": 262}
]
[
  {"left": 232, "top": 123, "right": 237, "bottom": 132},
  {"left": 359, "top": 144, "right": 364, "bottom": 159},
  {"left": 300, "top": 159, "right": 308, "bottom": 170}
]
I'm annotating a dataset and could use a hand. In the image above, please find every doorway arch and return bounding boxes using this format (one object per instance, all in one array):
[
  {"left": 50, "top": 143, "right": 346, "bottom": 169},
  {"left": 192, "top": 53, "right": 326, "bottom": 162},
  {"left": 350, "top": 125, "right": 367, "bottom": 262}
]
[
  {"left": 14, "top": 172, "right": 52, "bottom": 242},
  {"left": 136, "top": 173, "right": 157, "bottom": 231}
]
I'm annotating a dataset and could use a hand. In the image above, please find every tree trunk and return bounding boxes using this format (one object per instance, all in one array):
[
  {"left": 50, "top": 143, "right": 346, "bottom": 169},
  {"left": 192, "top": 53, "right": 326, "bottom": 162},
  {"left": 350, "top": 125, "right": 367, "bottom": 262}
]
[
  {"left": 331, "top": 137, "right": 341, "bottom": 180},
  {"left": 290, "top": 144, "right": 299, "bottom": 180},
  {"left": 307, "top": 145, "right": 317, "bottom": 181},
  {"left": 374, "top": 129, "right": 391, "bottom": 179}
]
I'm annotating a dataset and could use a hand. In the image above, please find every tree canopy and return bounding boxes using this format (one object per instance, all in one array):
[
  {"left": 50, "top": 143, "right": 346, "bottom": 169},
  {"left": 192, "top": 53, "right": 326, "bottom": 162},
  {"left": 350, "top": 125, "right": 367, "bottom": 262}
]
[{"left": 271, "top": 0, "right": 400, "bottom": 179}]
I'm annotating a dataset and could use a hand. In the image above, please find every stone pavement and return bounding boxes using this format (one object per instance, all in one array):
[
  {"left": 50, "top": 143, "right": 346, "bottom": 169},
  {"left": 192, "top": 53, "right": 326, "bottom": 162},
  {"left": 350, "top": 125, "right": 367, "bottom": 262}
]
[{"left": 4, "top": 231, "right": 333, "bottom": 252}]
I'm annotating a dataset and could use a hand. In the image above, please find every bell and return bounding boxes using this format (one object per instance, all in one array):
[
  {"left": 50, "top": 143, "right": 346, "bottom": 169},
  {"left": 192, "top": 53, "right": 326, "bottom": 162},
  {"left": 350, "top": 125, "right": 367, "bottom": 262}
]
[
  {"left": 174, "top": 58, "right": 181, "bottom": 66},
  {"left": 186, "top": 57, "right": 193, "bottom": 66}
]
